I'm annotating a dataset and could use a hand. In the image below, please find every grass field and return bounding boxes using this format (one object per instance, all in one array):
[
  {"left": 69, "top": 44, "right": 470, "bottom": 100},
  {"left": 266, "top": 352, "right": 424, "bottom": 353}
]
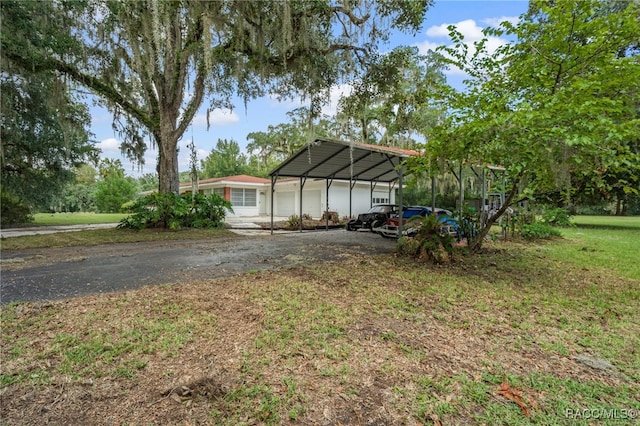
[
  {"left": 32, "top": 212, "right": 129, "bottom": 226},
  {"left": 0, "top": 227, "right": 237, "bottom": 250},
  {"left": 572, "top": 214, "right": 640, "bottom": 229},
  {"left": 1, "top": 216, "right": 638, "bottom": 424}
]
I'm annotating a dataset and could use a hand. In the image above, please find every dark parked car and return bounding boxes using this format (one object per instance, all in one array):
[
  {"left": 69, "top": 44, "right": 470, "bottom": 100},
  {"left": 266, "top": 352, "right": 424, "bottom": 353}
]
[{"left": 346, "top": 204, "right": 398, "bottom": 232}]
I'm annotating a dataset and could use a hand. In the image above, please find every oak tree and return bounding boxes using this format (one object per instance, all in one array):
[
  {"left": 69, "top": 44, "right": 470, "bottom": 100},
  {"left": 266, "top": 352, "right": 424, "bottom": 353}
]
[{"left": 3, "top": 0, "right": 432, "bottom": 198}]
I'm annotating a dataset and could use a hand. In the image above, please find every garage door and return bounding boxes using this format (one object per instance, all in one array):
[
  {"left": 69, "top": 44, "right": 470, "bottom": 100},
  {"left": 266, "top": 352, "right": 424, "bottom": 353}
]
[
  {"left": 276, "top": 192, "right": 295, "bottom": 216},
  {"left": 302, "top": 190, "right": 321, "bottom": 218}
]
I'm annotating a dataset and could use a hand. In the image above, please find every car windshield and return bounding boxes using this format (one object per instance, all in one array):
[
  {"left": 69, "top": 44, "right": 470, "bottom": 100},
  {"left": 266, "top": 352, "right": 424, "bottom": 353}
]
[{"left": 368, "top": 205, "right": 391, "bottom": 213}]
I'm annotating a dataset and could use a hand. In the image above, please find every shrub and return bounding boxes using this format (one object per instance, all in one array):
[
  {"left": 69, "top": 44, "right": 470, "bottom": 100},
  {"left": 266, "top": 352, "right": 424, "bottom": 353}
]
[
  {"left": 519, "top": 223, "right": 562, "bottom": 240},
  {"left": 321, "top": 211, "right": 339, "bottom": 222},
  {"left": 397, "top": 215, "right": 456, "bottom": 264},
  {"left": 184, "top": 193, "right": 230, "bottom": 228},
  {"left": 540, "top": 207, "right": 574, "bottom": 227},
  {"left": 286, "top": 214, "right": 301, "bottom": 229},
  {"left": 117, "top": 192, "right": 232, "bottom": 230},
  {"left": 95, "top": 176, "right": 138, "bottom": 213},
  {"left": 1, "top": 191, "right": 33, "bottom": 226}
]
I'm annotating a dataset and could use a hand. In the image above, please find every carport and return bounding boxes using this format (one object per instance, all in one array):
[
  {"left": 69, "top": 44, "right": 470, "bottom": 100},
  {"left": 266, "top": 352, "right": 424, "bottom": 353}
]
[{"left": 268, "top": 138, "right": 420, "bottom": 234}]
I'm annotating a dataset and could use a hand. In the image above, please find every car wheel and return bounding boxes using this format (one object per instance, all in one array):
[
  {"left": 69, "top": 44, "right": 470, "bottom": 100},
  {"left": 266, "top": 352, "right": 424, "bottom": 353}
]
[
  {"left": 346, "top": 223, "right": 354, "bottom": 231},
  {"left": 370, "top": 220, "right": 382, "bottom": 232}
]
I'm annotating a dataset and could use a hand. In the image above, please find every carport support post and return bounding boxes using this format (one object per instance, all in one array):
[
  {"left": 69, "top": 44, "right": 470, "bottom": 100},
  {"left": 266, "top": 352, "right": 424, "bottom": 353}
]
[
  {"left": 398, "top": 166, "right": 404, "bottom": 237},
  {"left": 370, "top": 182, "right": 374, "bottom": 208},
  {"left": 349, "top": 178, "right": 357, "bottom": 218},
  {"left": 298, "top": 176, "right": 308, "bottom": 233},
  {"left": 431, "top": 175, "right": 436, "bottom": 214},
  {"left": 481, "top": 167, "right": 486, "bottom": 222},
  {"left": 349, "top": 178, "right": 352, "bottom": 218},
  {"left": 270, "top": 175, "right": 276, "bottom": 235},
  {"left": 325, "top": 178, "right": 330, "bottom": 231}
]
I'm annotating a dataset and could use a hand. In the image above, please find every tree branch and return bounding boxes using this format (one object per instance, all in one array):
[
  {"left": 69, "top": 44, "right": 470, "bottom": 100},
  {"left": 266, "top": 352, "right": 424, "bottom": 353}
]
[
  {"left": 6, "top": 51, "right": 155, "bottom": 132},
  {"left": 331, "top": 6, "right": 370, "bottom": 25}
]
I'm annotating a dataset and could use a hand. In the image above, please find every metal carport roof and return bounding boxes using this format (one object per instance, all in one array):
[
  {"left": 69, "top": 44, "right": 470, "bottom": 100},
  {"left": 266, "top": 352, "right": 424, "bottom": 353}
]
[
  {"left": 268, "top": 138, "right": 421, "bottom": 233},
  {"left": 269, "top": 138, "right": 420, "bottom": 182}
]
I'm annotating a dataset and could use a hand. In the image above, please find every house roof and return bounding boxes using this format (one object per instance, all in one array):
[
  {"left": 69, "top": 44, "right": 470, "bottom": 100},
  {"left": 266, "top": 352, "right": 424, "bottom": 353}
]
[
  {"left": 180, "top": 174, "right": 271, "bottom": 188},
  {"left": 269, "top": 138, "right": 420, "bottom": 183}
]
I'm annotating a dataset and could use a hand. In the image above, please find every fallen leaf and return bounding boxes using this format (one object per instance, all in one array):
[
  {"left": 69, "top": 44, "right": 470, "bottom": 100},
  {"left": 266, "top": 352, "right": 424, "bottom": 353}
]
[{"left": 496, "top": 377, "right": 530, "bottom": 416}]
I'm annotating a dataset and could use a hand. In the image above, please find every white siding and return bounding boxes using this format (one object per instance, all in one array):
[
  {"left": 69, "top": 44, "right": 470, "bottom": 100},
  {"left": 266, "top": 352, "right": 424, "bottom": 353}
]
[
  {"left": 326, "top": 182, "right": 395, "bottom": 218},
  {"left": 276, "top": 192, "right": 295, "bottom": 216},
  {"left": 184, "top": 178, "right": 396, "bottom": 219},
  {"left": 302, "top": 190, "right": 321, "bottom": 218}
]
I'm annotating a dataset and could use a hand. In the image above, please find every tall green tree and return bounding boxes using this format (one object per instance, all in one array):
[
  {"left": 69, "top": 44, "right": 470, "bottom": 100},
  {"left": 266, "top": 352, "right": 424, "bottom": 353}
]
[
  {"left": 2, "top": 0, "right": 432, "bottom": 199},
  {"left": 1, "top": 1, "right": 97, "bottom": 223},
  {"left": 94, "top": 159, "right": 137, "bottom": 213},
  {"left": 136, "top": 173, "right": 159, "bottom": 192},
  {"left": 246, "top": 107, "right": 335, "bottom": 175},
  {"left": 0, "top": 67, "right": 96, "bottom": 217},
  {"left": 423, "top": 0, "right": 640, "bottom": 251},
  {"left": 200, "top": 139, "right": 248, "bottom": 178},
  {"left": 337, "top": 47, "right": 448, "bottom": 148},
  {"left": 50, "top": 164, "right": 98, "bottom": 212}
]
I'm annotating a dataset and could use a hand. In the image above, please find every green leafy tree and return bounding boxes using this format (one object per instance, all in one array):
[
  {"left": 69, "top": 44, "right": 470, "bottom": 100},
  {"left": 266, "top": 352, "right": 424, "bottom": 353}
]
[
  {"left": 51, "top": 164, "right": 98, "bottom": 212},
  {"left": 337, "top": 47, "right": 448, "bottom": 148},
  {"left": 2, "top": 0, "right": 432, "bottom": 200},
  {"left": 94, "top": 160, "right": 137, "bottom": 213},
  {"left": 200, "top": 139, "right": 248, "bottom": 178},
  {"left": 1, "top": 2, "right": 97, "bottom": 223},
  {"left": 1, "top": 65, "right": 96, "bottom": 221},
  {"left": 136, "top": 173, "right": 159, "bottom": 192},
  {"left": 0, "top": 70, "right": 95, "bottom": 215},
  {"left": 422, "top": 0, "right": 640, "bottom": 251},
  {"left": 246, "top": 107, "right": 335, "bottom": 175}
]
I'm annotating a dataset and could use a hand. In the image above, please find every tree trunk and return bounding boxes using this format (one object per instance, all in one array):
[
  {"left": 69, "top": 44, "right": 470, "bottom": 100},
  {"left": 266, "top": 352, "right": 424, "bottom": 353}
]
[
  {"left": 469, "top": 176, "right": 522, "bottom": 253},
  {"left": 157, "top": 134, "right": 180, "bottom": 195}
]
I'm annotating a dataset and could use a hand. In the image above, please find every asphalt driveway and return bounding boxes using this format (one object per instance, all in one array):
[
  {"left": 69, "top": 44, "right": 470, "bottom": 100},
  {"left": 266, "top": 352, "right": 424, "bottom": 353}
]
[{"left": 1, "top": 229, "right": 396, "bottom": 305}]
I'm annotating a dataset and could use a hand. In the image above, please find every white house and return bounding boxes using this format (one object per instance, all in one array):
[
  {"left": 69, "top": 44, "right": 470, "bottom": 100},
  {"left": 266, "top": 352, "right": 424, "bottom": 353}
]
[
  {"left": 180, "top": 174, "right": 397, "bottom": 219},
  {"left": 180, "top": 139, "right": 421, "bottom": 219}
]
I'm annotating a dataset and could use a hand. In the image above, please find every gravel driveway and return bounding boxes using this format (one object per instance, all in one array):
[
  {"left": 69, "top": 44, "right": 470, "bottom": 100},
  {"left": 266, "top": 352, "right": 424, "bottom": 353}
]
[{"left": 1, "top": 229, "right": 396, "bottom": 305}]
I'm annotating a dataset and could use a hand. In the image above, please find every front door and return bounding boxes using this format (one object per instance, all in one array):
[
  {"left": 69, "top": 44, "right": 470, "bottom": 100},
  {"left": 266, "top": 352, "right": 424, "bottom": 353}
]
[{"left": 259, "top": 191, "right": 267, "bottom": 215}]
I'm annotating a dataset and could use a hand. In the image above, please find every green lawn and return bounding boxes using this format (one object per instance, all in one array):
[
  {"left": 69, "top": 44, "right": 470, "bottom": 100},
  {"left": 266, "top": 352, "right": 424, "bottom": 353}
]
[
  {"left": 32, "top": 212, "right": 129, "bottom": 226},
  {"left": 1, "top": 214, "right": 638, "bottom": 424},
  {"left": 0, "top": 227, "right": 237, "bottom": 250},
  {"left": 572, "top": 214, "right": 640, "bottom": 230},
  {"left": 561, "top": 215, "right": 640, "bottom": 280}
]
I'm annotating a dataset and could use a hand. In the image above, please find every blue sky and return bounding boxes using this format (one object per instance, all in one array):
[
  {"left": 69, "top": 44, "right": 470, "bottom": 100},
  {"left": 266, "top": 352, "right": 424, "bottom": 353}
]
[{"left": 94, "top": 1, "right": 528, "bottom": 178}]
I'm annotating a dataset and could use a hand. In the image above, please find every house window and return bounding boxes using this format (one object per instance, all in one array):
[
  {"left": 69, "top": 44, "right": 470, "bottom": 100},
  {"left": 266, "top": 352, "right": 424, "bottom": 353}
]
[
  {"left": 212, "top": 188, "right": 225, "bottom": 198},
  {"left": 372, "top": 196, "right": 389, "bottom": 204},
  {"left": 231, "top": 188, "right": 257, "bottom": 207}
]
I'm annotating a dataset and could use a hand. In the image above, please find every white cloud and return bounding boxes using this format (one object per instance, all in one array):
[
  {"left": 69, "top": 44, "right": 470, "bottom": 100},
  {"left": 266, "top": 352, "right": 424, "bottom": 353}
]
[
  {"left": 482, "top": 16, "right": 520, "bottom": 28},
  {"left": 192, "top": 108, "right": 240, "bottom": 127},
  {"left": 175, "top": 138, "right": 211, "bottom": 172},
  {"left": 193, "top": 108, "right": 240, "bottom": 127},
  {"left": 426, "top": 19, "right": 484, "bottom": 41},
  {"left": 414, "top": 40, "right": 441, "bottom": 54},
  {"left": 96, "top": 137, "right": 120, "bottom": 155}
]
